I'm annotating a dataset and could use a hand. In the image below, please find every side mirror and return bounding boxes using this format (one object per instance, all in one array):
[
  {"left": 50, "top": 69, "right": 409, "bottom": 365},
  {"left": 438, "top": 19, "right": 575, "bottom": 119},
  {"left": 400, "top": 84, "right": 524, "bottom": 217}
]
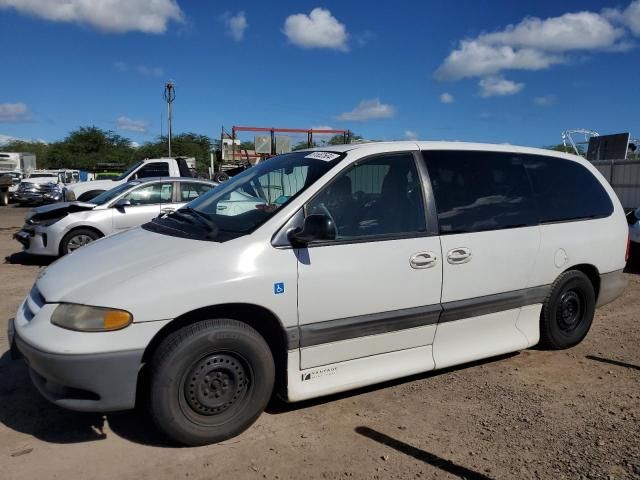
[
  {"left": 114, "top": 198, "right": 131, "bottom": 209},
  {"left": 288, "top": 214, "right": 336, "bottom": 246}
]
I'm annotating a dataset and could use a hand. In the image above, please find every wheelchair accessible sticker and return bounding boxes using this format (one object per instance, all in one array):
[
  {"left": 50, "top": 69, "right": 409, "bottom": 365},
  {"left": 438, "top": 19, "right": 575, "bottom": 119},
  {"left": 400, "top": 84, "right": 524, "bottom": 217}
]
[{"left": 274, "top": 282, "right": 285, "bottom": 295}]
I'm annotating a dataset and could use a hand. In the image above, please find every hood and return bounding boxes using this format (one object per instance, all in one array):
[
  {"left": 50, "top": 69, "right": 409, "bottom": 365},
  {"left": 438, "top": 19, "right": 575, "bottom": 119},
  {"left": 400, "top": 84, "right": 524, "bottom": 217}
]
[
  {"left": 36, "top": 226, "right": 212, "bottom": 304},
  {"left": 24, "top": 177, "right": 58, "bottom": 185},
  {"left": 28, "top": 201, "right": 96, "bottom": 221}
]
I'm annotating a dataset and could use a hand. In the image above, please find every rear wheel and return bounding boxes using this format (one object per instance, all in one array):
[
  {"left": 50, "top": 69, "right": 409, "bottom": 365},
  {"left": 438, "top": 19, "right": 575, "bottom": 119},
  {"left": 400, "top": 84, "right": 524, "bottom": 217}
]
[
  {"left": 148, "top": 319, "right": 275, "bottom": 446},
  {"left": 212, "top": 172, "right": 230, "bottom": 183},
  {"left": 539, "top": 270, "right": 596, "bottom": 350},
  {"left": 60, "top": 228, "right": 101, "bottom": 255}
]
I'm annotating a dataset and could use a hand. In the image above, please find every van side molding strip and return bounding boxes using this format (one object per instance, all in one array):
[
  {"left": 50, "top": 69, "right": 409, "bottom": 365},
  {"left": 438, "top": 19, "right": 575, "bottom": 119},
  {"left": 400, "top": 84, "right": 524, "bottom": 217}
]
[
  {"left": 439, "top": 285, "right": 550, "bottom": 323},
  {"left": 299, "top": 304, "right": 442, "bottom": 348}
]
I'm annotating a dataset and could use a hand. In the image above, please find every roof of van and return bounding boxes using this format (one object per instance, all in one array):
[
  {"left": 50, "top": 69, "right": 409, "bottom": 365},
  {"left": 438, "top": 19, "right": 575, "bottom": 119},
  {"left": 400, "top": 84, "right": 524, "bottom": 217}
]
[{"left": 306, "top": 141, "right": 584, "bottom": 162}]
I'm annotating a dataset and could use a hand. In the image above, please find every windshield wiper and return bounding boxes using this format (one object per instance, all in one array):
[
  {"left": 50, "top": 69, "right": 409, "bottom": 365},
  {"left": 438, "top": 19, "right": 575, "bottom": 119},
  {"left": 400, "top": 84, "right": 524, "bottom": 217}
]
[
  {"left": 165, "top": 209, "right": 197, "bottom": 224},
  {"left": 182, "top": 207, "right": 219, "bottom": 238}
]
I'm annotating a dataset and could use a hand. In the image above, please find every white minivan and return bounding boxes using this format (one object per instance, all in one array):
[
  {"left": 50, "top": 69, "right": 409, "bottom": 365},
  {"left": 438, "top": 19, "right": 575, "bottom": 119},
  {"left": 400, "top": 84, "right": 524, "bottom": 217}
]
[{"left": 10, "top": 142, "right": 628, "bottom": 445}]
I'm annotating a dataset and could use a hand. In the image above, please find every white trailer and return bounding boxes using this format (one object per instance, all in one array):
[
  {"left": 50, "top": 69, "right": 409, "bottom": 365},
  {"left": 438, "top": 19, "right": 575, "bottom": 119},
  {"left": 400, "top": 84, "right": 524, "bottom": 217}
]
[{"left": 0, "top": 152, "right": 36, "bottom": 175}]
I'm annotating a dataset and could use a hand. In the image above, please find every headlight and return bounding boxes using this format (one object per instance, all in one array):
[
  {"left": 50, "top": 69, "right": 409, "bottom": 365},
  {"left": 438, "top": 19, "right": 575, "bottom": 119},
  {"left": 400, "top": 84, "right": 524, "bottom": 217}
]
[
  {"left": 51, "top": 304, "right": 133, "bottom": 331},
  {"left": 28, "top": 215, "right": 64, "bottom": 227},
  {"left": 64, "top": 189, "right": 76, "bottom": 201}
]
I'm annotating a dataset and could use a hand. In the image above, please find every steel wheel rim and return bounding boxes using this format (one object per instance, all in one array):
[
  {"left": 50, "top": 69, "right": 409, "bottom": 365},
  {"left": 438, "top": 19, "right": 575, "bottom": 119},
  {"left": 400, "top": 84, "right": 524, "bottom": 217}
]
[
  {"left": 67, "top": 234, "right": 93, "bottom": 252},
  {"left": 179, "top": 351, "right": 253, "bottom": 425},
  {"left": 557, "top": 289, "right": 584, "bottom": 332}
]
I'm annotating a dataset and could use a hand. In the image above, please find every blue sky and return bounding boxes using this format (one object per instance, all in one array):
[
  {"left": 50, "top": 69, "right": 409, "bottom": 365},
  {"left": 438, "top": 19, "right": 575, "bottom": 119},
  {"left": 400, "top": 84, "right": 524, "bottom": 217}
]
[{"left": 1, "top": 0, "right": 639, "bottom": 147}]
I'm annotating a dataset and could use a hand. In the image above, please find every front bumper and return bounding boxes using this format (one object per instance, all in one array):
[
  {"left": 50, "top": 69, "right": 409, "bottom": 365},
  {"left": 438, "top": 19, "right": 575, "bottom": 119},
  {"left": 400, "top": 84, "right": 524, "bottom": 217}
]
[
  {"left": 14, "top": 226, "right": 60, "bottom": 256},
  {"left": 15, "top": 331, "right": 143, "bottom": 412}
]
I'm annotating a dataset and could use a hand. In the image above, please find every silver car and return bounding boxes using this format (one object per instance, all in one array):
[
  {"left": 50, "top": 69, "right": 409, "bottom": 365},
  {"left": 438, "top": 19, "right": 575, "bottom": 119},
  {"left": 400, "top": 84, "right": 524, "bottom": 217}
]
[{"left": 15, "top": 177, "right": 216, "bottom": 256}]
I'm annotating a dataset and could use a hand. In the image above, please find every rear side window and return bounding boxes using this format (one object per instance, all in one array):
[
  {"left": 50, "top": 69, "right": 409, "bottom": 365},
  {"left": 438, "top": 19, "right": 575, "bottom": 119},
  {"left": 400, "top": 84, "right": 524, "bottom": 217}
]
[
  {"left": 424, "top": 151, "right": 537, "bottom": 234},
  {"left": 135, "top": 162, "right": 170, "bottom": 179},
  {"left": 180, "top": 182, "right": 213, "bottom": 201},
  {"left": 524, "top": 155, "right": 613, "bottom": 223}
]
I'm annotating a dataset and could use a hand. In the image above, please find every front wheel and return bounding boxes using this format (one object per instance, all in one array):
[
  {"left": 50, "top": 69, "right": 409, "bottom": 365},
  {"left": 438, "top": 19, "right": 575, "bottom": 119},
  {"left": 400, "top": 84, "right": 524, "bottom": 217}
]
[
  {"left": 60, "top": 228, "right": 101, "bottom": 255},
  {"left": 539, "top": 270, "right": 596, "bottom": 350},
  {"left": 148, "top": 319, "right": 275, "bottom": 446},
  {"left": 0, "top": 190, "right": 8, "bottom": 206}
]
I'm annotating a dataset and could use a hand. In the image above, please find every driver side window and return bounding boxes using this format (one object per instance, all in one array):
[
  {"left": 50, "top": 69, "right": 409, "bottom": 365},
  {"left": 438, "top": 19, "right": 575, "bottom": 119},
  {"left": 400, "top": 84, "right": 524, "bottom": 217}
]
[{"left": 305, "top": 154, "right": 427, "bottom": 240}]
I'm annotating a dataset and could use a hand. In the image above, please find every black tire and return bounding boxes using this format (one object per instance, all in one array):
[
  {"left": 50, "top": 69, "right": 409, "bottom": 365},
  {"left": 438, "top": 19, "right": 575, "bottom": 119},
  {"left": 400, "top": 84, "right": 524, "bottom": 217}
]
[
  {"left": 148, "top": 319, "right": 275, "bottom": 446},
  {"left": 0, "top": 190, "right": 8, "bottom": 206},
  {"left": 77, "top": 190, "right": 105, "bottom": 202},
  {"left": 60, "top": 228, "right": 101, "bottom": 255},
  {"left": 539, "top": 270, "right": 596, "bottom": 350},
  {"left": 213, "top": 172, "right": 230, "bottom": 183}
]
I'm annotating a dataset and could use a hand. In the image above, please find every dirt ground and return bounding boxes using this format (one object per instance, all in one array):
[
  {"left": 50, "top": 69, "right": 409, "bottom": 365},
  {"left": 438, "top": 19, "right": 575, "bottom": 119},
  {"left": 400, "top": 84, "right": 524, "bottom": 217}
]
[{"left": 0, "top": 204, "right": 638, "bottom": 480}]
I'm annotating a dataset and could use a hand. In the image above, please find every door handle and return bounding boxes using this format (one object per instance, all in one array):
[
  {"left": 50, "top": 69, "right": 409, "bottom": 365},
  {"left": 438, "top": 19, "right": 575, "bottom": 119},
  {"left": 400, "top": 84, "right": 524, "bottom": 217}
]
[
  {"left": 410, "top": 252, "right": 437, "bottom": 269},
  {"left": 447, "top": 247, "right": 472, "bottom": 264}
]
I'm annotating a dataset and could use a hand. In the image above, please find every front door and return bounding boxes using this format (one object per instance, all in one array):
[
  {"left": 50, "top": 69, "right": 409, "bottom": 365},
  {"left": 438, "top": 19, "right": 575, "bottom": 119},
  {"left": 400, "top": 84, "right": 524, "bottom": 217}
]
[
  {"left": 423, "top": 150, "right": 542, "bottom": 368},
  {"left": 112, "top": 181, "right": 174, "bottom": 231},
  {"left": 297, "top": 152, "right": 443, "bottom": 370}
]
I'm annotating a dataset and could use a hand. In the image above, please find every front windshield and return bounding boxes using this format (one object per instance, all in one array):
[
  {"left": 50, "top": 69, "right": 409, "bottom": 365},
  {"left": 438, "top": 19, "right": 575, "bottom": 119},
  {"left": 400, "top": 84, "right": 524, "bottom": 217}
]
[
  {"left": 114, "top": 160, "right": 144, "bottom": 181},
  {"left": 151, "top": 151, "right": 343, "bottom": 241},
  {"left": 88, "top": 182, "right": 139, "bottom": 205},
  {"left": 29, "top": 174, "right": 56, "bottom": 178}
]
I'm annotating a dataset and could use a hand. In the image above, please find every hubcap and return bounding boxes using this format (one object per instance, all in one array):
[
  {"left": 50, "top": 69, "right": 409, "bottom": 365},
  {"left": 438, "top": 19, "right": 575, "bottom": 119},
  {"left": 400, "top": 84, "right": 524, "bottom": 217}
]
[
  {"left": 184, "top": 353, "right": 248, "bottom": 416},
  {"left": 557, "top": 289, "right": 583, "bottom": 331},
  {"left": 67, "top": 234, "right": 93, "bottom": 252}
]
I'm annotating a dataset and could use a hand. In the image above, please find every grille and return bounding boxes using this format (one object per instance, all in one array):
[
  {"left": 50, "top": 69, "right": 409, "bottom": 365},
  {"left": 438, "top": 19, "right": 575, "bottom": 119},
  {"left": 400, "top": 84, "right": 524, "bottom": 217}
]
[{"left": 18, "top": 182, "right": 60, "bottom": 193}]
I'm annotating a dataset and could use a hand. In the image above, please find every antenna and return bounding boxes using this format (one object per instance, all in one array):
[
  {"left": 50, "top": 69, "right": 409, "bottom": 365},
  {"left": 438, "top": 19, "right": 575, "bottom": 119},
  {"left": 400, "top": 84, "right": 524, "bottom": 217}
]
[{"left": 163, "top": 81, "right": 176, "bottom": 157}]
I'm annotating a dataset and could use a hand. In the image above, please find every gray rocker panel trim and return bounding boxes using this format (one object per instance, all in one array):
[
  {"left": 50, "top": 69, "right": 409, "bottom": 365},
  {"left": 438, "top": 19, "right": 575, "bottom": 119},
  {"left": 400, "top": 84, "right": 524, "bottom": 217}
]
[
  {"left": 299, "top": 304, "right": 442, "bottom": 348},
  {"left": 287, "top": 284, "right": 552, "bottom": 350},
  {"left": 439, "top": 285, "right": 550, "bottom": 323}
]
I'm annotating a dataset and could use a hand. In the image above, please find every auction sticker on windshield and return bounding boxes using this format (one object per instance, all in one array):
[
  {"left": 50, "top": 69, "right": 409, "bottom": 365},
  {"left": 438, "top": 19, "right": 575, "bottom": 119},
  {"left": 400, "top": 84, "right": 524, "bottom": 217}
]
[{"left": 304, "top": 152, "right": 341, "bottom": 161}]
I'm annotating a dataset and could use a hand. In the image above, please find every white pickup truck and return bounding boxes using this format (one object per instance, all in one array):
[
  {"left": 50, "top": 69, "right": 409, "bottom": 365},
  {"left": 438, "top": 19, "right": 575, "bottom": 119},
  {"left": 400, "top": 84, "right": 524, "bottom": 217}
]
[{"left": 65, "top": 157, "right": 197, "bottom": 202}]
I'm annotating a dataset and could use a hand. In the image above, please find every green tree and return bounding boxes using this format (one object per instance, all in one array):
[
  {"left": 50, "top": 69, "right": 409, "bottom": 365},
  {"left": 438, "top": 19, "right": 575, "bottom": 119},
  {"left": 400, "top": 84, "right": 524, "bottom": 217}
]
[{"left": 47, "top": 126, "right": 135, "bottom": 169}]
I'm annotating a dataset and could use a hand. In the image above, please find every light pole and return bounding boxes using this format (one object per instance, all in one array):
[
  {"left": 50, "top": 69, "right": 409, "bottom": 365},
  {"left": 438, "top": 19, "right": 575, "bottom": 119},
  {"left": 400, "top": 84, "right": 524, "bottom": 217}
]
[{"left": 163, "top": 81, "right": 176, "bottom": 157}]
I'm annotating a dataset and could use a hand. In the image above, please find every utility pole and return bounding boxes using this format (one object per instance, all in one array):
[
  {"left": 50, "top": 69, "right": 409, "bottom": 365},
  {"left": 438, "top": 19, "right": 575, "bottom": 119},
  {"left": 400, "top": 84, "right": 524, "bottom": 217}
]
[{"left": 163, "top": 81, "right": 176, "bottom": 157}]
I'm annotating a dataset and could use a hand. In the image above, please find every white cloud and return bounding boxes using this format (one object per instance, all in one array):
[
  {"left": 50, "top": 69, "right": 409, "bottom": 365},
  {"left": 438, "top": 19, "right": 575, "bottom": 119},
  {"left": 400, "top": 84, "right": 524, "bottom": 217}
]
[
  {"left": 479, "top": 76, "right": 524, "bottom": 97},
  {"left": 605, "top": 0, "right": 640, "bottom": 36},
  {"left": 117, "top": 116, "right": 149, "bottom": 133},
  {"left": 0, "top": 103, "right": 30, "bottom": 122},
  {"left": 0, "top": 0, "right": 183, "bottom": 34},
  {"left": 115, "top": 62, "right": 164, "bottom": 77},
  {"left": 338, "top": 99, "right": 395, "bottom": 121},
  {"left": 283, "top": 8, "right": 348, "bottom": 51},
  {"left": 136, "top": 65, "right": 164, "bottom": 77},
  {"left": 0, "top": 133, "right": 46, "bottom": 144},
  {"left": 440, "top": 92, "right": 455, "bottom": 104},
  {"left": 220, "top": 11, "right": 247, "bottom": 41},
  {"left": 435, "top": 41, "right": 564, "bottom": 81},
  {"left": 404, "top": 130, "right": 417, "bottom": 140},
  {"left": 532, "top": 94, "right": 557, "bottom": 106},
  {"left": 480, "top": 12, "right": 624, "bottom": 52},
  {"left": 435, "top": 8, "right": 629, "bottom": 81}
]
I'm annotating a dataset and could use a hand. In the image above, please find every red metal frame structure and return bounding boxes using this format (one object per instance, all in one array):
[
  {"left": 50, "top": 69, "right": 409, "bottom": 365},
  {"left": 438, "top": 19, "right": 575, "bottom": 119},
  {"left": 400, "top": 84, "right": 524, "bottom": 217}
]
[{"left": 226, "top": 126, "right": 351, "bottom": 162}]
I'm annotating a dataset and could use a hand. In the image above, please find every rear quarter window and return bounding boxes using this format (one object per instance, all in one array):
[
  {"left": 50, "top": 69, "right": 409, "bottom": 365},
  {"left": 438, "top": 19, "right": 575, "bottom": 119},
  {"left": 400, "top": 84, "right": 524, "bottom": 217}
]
[{"left": 524, "top": 155, "right": 613, "bottom": 223}]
